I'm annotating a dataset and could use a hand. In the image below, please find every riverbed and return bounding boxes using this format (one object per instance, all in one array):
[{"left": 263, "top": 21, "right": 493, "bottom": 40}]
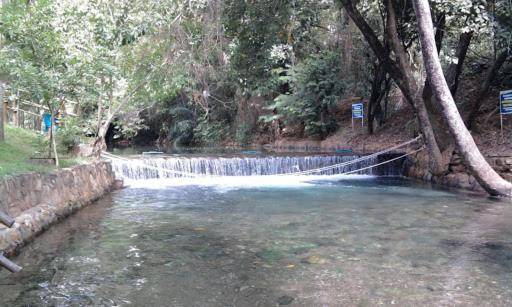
[{"left": 1, "top": 175, "right": 511, "bottom": 306}]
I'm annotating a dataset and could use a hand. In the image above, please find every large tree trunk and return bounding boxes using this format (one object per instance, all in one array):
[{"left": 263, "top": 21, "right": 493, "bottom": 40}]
[
  {"left": 340, "top": 0, "right": 445, "bottom": 175},
  {"left": 92, "top": 112, "right": 114, "bottom": 157},
  {"left": 413, "top": 0, "right": 512, "bottom": 197},
  {"left": 423, "top": 31, "right": 473, "bottom": 151},
  {"left": 466, "top": 50, "right": 509, "bottom": 129}
]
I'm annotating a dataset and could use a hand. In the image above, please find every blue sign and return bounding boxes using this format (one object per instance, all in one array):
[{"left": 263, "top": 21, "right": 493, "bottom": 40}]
[
  {"left": 501, "top": 90, "right": 512, "bottom": 115},
  {"left": 352, "top": 103, "right": 364, "bottom": 119}
]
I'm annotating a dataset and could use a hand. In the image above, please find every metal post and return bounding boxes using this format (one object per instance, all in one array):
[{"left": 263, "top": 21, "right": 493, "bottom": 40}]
[
  {"left": 0, "top": 211, "right": 14, "bottom": 228},
  {"left": 0, "top": 252, "right": 22, "bottom": 273},
  {"left": 501, "top": 112, "right": 504, "bottom": 142}
]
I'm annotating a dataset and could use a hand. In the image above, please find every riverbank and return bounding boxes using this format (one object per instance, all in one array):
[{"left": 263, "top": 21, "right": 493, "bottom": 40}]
[
  {"left": 0, "top": 126, "right": 81, "bottom": 177},
  {"left": 0, "top": 162, "right": 116, "bottom": 256}
]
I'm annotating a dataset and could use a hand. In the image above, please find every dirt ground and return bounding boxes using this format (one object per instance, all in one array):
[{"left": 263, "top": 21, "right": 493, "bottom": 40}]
[{"left": 268, "top": 93, "right": 512, "bottom": 158}]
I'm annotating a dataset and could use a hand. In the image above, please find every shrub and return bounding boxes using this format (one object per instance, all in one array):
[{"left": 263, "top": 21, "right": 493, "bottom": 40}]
[
  {"left": 264, "top": 51, "right": 345, "bottom": 139},
  {"left": 235, "top": 122, "right": 254, "bottom": 145},
  {"left": 57, "top": 118, "right": 82, "bottom": 153}
]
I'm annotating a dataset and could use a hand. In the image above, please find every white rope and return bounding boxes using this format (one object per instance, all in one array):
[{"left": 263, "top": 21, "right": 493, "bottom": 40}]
[
  {"left": 277, "top": 136, "right": 421, "bottom": 176},
  {"left": 331, "top": 147, "right": 424, "bottom": 176},
  {"left": 101, "top": 136, "right": 423, "bottom": 178}
]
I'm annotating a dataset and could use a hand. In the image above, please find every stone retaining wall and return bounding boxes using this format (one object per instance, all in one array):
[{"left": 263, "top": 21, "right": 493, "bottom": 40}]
[
  {"left": 0, "top": 162, "right": 116, "bottom": 256},
  {"left": 405, "top": 150, "right": 512, "bottom": 193}
]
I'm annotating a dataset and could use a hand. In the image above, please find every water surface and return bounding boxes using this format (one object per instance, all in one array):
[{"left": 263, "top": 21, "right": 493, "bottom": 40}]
[{"left": 1, "top": 177, "right": 512, "bottom": 306}]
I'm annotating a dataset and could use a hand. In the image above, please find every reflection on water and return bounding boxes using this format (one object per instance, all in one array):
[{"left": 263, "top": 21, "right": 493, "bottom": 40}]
[{"left": 1, "top": 178, "right": 512, "bottom": 306}]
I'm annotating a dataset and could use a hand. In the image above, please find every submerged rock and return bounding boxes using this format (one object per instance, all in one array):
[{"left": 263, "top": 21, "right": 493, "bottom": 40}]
[
  {"left": 277, "top": 295, "right": 295, "bottom": 305},
  {"left": 302, "top": 255, "right": 327, "bottom": 264},
  {"left": 255, "top": 249, "right": 284, "bottom": 262}
]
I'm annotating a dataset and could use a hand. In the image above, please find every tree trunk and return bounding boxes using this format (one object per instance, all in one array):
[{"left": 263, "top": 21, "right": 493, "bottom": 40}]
[
  {"left": 340, "top": 0, "right": 445, "bottom": 175},
  {"left": 422, "top": 31, "right": 473, "bottom": 151},
  {"left": 0, "top": 83, "right": 5, "bottom": 143},
  {"left": 367, "top": 63, "right": 386, "bottom": 134},
  {"left": 413, "top": 0, "right": 512, "bottom": 197},
  {"left": 446, "top": 31, "right": 473, "bottom": 96},
  {"left": 92, "top": 113, "right": 114, "bottom": 156},
  {"left": 466, "top": 50, "right": 509, "bottom": 129},
  {"left": 48, "top": 106, "right": 59, "bottom": 167}
]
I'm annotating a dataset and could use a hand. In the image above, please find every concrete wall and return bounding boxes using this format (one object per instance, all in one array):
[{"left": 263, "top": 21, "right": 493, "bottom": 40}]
[{"left": 0, "top": 162, "right": 116, "bottom": 256}]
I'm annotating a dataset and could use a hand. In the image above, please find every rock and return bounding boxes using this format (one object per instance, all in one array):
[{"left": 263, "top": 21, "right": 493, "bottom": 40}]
[
  {"left": 302, "top": 255, "right": 327, "bottom": 264},
  {"left": 76, "top": 144, "right": 94, "bottom": 157},
  {"left": 277, "top": 295, "right": 295, "bottom": 305},
  {"left": 449, "top": 164, "right": 466, "bottom": 173},
  {"left": 256, "top": 249, "right": 283, "bottom": 262},
  {"left": 113, "top": 179, "right": 124, "bottom": 190}
]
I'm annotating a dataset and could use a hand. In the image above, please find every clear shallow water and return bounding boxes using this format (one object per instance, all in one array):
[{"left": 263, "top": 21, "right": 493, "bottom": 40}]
[{"left": 1, "top": 177, "right": 512, "bottom": 306}]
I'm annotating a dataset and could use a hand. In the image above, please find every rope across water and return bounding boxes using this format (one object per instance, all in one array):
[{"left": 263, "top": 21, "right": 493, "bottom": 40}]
[{"left": 101, "top": 136, "right": 424, "bottom": 178}]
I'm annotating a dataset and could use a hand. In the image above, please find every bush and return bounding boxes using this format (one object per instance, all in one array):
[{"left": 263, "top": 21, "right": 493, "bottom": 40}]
[
  {"left": 194, "top": 120, "right": 230, "bottom": 145},
  {"left": 170, "top": 119, "right": 194, "bottom": 146},
  {"left": 162, "top": 107, "right": 195, "bottom": 147},
  {"left": 264, "top": 51, "right": 345, "bottom": 139},
  {"left": 235, "top": 122, "right": 254, "bottom": 145},
  {"left": 57, "top": 118, "right": 83, "bottom": 153}
]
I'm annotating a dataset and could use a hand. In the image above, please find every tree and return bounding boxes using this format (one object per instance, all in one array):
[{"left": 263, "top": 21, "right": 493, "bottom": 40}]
[
  {"left": 0, "top": 0, "right": 75, "bottom": 165},
  {"left": 338, "top": 0, "right": 445, "bottom": 175},
  {"left": 466, "top": 0, "right": 512, "bottom": 129},
  {"left": 36, "top": 0, "right": 184, "bottom": 154},
  {"left": 413, "top": 0, "right": 512, "bottom": 197}
]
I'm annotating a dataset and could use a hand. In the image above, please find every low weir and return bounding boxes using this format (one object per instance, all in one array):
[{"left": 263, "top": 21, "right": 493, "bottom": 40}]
[{"left": 110, "top": 154, "right": 406, "bottom": 180}]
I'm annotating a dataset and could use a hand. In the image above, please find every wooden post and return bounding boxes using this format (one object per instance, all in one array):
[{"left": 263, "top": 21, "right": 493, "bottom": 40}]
[
  {"left": 13, "top": 99, "right": 18, "bottom": 127},
  {"left": 2, "top": 101, "right": 6, "bottom": 129},
  {"left": 0, "top": 211, "right": 14, "bottom": 228},
  {"left": 0, "top": 252, "right": 22, "bottom": 273}
]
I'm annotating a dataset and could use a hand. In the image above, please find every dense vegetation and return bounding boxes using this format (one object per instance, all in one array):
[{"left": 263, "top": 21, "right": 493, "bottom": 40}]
[{"left": 0, "top": 0, "right": 510, "bottom": 193}]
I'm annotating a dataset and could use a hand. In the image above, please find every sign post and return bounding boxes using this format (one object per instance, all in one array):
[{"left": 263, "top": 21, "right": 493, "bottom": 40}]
[
  {"left": 352, "top": 102, "right": 364, "bottom": 131},
  {"left": 500, "top": 90, "right": 512, "bottom": 140}
]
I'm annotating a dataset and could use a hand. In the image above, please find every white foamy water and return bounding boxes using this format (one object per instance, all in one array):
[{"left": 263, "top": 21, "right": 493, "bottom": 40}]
[
  {"left": 107, "top": 154, "right": 404, "bottom": 189},
  {"left": 122, "top": 173, "right": 376, "bottom": 190}
]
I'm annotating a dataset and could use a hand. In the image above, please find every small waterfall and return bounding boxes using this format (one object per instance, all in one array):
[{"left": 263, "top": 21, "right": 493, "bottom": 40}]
[{"left": 110, "top": 154, "right": 405, "bottom": 180}]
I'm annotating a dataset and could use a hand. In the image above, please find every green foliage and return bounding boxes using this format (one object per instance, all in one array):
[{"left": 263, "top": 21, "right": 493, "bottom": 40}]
[
  {"left": 0, "top": 0, "right": 70, "bottom": 108},
  {"left": 235, "top": 123, "right": 254, "bottom": 145},
  {"left": 0, "top": 0, "right": 507, "bottom": 147},
  {"left": 223, "top": 0, "right": 329, "bottom": 95},
  {"left": 194, "top": 121, "right": 230, "bottom": 145},
  {"left": 57, "top": 118, "right": 83, "bottom": 152},
  {"left": 267, "top": 51, "right": 345, "bottom": 138},
  {"left": 168, "top": 107, "right": 195, "bottom": 146},
  {"left": 171, "top": 120, "right": 195, "bottom": 146}
]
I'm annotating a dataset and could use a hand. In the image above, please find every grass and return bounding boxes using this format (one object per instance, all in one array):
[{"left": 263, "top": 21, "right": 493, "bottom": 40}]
[{"left": 0, "top": 125, "right": 84, "bottom": 177}]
